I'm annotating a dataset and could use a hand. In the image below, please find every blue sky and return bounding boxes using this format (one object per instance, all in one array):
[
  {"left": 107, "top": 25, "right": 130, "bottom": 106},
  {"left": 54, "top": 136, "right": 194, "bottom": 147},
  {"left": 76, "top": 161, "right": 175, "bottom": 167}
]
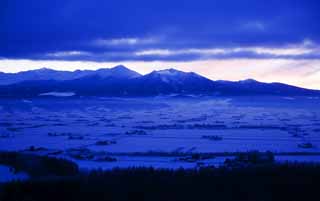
[{"left": 1, "top": 0, "right": 320, "bottom": 89}]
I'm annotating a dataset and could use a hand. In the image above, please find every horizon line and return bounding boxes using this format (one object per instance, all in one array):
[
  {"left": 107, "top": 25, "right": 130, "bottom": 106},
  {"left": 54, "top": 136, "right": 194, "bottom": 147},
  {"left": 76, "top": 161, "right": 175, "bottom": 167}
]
[
  {"left": 0, "top": 59, "right": 319, "bottom": 90},
  {"left": 0, "top": 65, "right": 319, "bottom": 91}
]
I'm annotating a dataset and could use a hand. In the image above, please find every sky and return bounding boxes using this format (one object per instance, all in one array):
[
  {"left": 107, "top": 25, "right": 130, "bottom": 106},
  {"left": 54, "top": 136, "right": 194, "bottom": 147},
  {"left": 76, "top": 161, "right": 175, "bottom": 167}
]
[{"left": 1, "top": 0, "right": 320, "bottom": 89}]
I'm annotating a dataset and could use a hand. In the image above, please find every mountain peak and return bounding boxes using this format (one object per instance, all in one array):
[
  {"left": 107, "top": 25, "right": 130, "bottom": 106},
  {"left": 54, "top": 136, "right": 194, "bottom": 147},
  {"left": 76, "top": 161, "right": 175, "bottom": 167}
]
[
  {"left": 141, "top": 68, "right": 211, "bottom": 86},
  {"left": 112, "top": 65, "right": 129, "bottom": 70},
  {"left": 33, "top": 67, "right": 55, "bottom": 72},
  {"left": 239, "top": 79, "right": 259, "bottom": 83},
  {"left": 107, "top": 65, "right": 141, "bottom": 78},
  {"left": 88, "top": 65, "right": 141, "bottom": 79},
  {"left": 152, "top": 68, "right": 188, "bottom": 76}
]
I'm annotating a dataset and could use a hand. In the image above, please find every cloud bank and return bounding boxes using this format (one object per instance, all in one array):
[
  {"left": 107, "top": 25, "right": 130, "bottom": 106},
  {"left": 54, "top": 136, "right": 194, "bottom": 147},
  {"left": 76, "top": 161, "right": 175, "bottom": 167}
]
[{"left": 1, "top": 0, "right": 319, "bottom": 88}]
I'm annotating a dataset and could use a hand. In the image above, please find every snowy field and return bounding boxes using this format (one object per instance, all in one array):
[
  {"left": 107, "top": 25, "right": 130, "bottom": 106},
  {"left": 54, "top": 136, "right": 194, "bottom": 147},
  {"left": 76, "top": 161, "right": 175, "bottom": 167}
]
[{"left": 1, "top": 96, "right": 320, "bottom": 171}]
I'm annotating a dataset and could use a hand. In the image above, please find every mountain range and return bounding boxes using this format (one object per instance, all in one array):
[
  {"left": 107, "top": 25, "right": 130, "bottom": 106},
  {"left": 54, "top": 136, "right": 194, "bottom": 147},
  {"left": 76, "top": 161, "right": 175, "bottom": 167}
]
[{"left": 0, "top": 65, "right": 319, "bottom": 97}]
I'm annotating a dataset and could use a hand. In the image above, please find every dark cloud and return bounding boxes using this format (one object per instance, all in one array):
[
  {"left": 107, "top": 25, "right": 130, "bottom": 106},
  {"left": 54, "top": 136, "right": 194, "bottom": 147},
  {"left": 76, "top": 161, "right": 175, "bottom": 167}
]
[{"left": 1, "top": 0, "right": 320, "bottom": 61}]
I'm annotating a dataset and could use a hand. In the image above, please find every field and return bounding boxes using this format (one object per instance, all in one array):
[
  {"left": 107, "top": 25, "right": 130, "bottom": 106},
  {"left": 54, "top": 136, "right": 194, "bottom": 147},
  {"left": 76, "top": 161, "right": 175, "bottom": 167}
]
[{"left": 1, "top": 96, "right": 320, "bottom": 176}]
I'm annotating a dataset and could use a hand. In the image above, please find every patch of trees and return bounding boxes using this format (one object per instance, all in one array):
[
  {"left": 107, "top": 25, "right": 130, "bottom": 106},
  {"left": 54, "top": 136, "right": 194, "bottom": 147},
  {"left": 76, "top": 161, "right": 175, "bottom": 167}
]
[
  {"left": 0, "top": 152, "right": 79, "bottom": 177},
  {"left": 1, "top": 162, "right": 320, "bottom": 201}
]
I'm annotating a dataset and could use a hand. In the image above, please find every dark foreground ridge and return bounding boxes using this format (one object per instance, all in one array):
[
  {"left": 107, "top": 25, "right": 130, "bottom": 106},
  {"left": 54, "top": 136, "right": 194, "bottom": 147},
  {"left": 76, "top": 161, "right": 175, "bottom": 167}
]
[
  {"left": 1, "top": 163, "right": 320, "bottom": 201},
  {"left": 1, "top": 151, "right": 320, "bottom": 201},
  {"left": 0, "top": 65, "right": 319, "bottom": 97}
]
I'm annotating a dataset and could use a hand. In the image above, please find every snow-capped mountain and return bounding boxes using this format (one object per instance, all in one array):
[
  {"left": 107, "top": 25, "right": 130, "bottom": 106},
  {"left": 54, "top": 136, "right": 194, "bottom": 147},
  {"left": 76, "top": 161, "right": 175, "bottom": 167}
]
[
  {"left": 0, "top": 65, "right": 141, "bottom": 85},
  {"left": 93, "top": 65, "right": 141, "bottom": 79},
  {"left": 128, "top": 69, "right": 216, "bottom": 95},
  {"left": 0, "top": 66, "right": 319, "bottom": 97},
  {"left": 143, "top": 69, "right": 207, "bottom": 84}
]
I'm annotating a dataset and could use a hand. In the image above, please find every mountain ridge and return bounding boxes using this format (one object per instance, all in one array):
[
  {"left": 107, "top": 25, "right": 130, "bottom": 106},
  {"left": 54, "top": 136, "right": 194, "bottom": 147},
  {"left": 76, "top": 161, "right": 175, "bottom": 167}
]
[
  {"left": 0, "top": 65, "right": 141, "bottom": 85},
  {"left": 0, "top": 65, "right": 319, "bottom": 97}
]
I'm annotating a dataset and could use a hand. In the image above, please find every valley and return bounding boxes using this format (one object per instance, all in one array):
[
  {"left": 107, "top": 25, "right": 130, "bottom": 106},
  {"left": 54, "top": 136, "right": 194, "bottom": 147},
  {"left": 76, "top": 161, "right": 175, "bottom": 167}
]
[{"left": 1, "top": 96, "right": 320, "bottom": 171}]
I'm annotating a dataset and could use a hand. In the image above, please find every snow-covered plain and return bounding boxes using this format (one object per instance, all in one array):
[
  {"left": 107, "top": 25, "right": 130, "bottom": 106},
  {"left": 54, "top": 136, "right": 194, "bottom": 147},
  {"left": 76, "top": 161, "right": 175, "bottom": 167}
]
[{"left": 0, "top": 96, "right": 320, "bottom": 170}]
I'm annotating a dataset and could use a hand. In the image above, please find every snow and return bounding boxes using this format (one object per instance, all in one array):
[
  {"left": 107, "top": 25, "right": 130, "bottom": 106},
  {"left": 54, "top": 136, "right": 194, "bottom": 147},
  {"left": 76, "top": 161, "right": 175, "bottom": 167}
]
[
  {"left": 156, "top": 69, "right": 181, "bottom": 75},
  {"left": 0, "top": 96, "right": 320, "bottom": 169},
  {"left": 74, "top": 156, "right": 231, "bottom": 170},
  {"left": 152, "top": 69, "right": 193, "bottom": 83},
  {"left": 39, "top": 92, "right": 76, "bottom": 97},
  {"left": 276, "top": 155, "right": 320, "bottom": 163}
]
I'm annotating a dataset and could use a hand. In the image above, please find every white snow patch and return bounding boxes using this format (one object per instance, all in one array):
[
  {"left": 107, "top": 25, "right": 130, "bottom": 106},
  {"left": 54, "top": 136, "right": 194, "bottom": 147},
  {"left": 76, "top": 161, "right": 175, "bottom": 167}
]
[
  {"left": 22, "top": 99, "right": 32, "bottom": 103},
  {"left": 283, "top": 97, "right": 295, "bottom": 100},
  {"left": 39, "top": 92, "right": 76, "bottom": 97},
  {"left": 156, "top": 69, "right": 184, "bottom": 76}
]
